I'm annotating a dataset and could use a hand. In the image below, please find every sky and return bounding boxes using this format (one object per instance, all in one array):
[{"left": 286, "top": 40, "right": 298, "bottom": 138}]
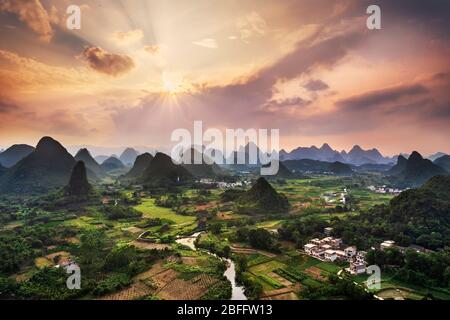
[{"left": 0, "top": 0, "right": 449, "bottom": 157}]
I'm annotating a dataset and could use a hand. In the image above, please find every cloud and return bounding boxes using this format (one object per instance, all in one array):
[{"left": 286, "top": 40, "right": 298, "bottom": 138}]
[
  {"left": 303, "top": 79, "right": 329, "bottom": 91},
  {"left": 236, "top": 12, "right": 267, "bottom": 41},
  {"left": 144, "top": 45, "right": 162, "bottom": 55},
  {"left": 107, "top": 28, "right": 365, "bottom": 146},
  {"left": 336, "top": 84, "right": 428, "bottom": 110},
  {"left": 262, "top": 97, "right": 311, "bottom": 112},
  {"left": 192, "top": 38, "right": 218, "bottom": 49},
  {"left": 0, "top": 97, "right": 15, "bottom": 113},
  {"left": 81, "top": 47, "right": 135, "bottom": 76},
  {"left": 111, "top": 29, "right": 144, "bottom": 45},
  {"left": 0, "top": 49, "right": 94, "bottom": 94},
  {"left": 0, "top": 0, "right": 53, "bottom": 42}
]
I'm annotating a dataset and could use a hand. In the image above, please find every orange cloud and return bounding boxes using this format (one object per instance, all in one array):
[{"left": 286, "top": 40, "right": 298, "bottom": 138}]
[
  {"left": 144, "top": 45, "right": 162, "bottom": 55},
  {"left": 111, "top": 29, "right": 144, "bottom": 45},
  {"left": 81, "top": 47, "right": 135, "bottom": 77},
  {"left": 0, "top": 0, "right": 53, "bottom": 42}
]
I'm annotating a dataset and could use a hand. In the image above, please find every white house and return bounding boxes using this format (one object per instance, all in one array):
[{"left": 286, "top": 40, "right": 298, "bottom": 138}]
[
  {"left": 344, "top": 246, "right": 357, "bottom": 259},
  {"left": 349, "top": 261, "right": 366, "bottom": 275},
  {"left": 324, "top": 250, "right": 337, "bottom": 262},
  {"left": 304, "top": 243, "right": 317, "bottom": 254},
  {"left": 380, "top": 240, "right": 396, "bottom": 250},
  {"left": 356, "top": 251, "right": 367, "bottom": 263}
]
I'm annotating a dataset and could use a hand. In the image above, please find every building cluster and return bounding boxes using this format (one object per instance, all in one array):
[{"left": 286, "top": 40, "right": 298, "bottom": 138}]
[
  {"left": 198, "top": 179, "right": 251, "bottom": 189},
  {"left": 367, "top": 185, "right": 404, "bottom": 195},
  {"left": 303, "top": 233, "right": 367, "bottom": 275}
]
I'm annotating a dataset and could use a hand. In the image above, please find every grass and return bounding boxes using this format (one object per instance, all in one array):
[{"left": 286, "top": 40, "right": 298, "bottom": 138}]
[
  {"left": 134, "top": 198, "right": 196, "bottom": 226},
  {"left": 316, "top": 262, "right": 341, "bottom": 274}
]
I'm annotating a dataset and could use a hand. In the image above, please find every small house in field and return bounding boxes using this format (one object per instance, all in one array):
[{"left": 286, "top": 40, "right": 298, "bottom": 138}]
[{"left": 349, "top": 260, "right": 366, "bottom": 275}]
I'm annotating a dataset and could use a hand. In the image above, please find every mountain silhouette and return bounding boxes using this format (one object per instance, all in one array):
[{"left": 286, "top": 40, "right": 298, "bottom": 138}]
[
  {"left": 428, "top": 152, "right": 448, "bottom": 162},
  {"left": 0, "top": 144, "right": 35, "bottom": 167},
  {"left": 95, "top": 155, "right": 110, "bottom": 164},
  {"left": 283, "top": 159, "right": 352, "bottom": 175},
  {"left": 122, "top": 152, "right": 154, "bottom": 180},
  {"left": 0, "top": 137, "right": 77, "bottom": 193},
  {"left": 0, "top": 163, "right": 5, "bottom": 177},
  {"left": 119, "top": 148, "right": 139, "bottom": 166},
  {"left": 262, "top": 161, "right": 296, "bottom": 179},
  {"left": 141, "top": 152, "right": 193, "bottom": 185},
  {"left": 328, "top": 161, "right": 353, "bottom": 175},
  {"left": 75, "top": 148, "right": 107, "bottom": 178},
  {"left": 181, "top": 147, "right": 222, "bottom": 178},
  {"left": 237, "top": 177, "right": 289, "bottom": 214},
  {"left": 100, "top": 157, "right": 125, "bottom": 172},
  {"left": 434, "top": 155, "right": 450, "bottom": 173},
  {"left": 388, "top": 151, "right": 447, "bottom": 187},
  {"left": 64, "top": 161, "right": 92, "bottom": 196},
  {"left": 281, "top": 144, "right": 392, "bottom": 165}
]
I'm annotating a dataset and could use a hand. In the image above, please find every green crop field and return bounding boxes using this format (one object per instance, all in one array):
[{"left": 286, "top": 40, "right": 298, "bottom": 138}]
[{"left": 134, "top": 198, "right": 196, "bottom": 225}]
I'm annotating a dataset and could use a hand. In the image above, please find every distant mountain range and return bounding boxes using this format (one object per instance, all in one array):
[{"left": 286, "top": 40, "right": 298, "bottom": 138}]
[
  {"left": 283, "top": 159, "right": 353, "bottom": 175},
  {"left": 94, "top": 155, "right": 110, "bottom": 164},
  {"left": 280, "top": 144, "right": 395, "bottom": 165},
  {"left": 119, "top": 148, "right": 139, "bottom": 166},
  {"left": 180, "top": 147, "right": 222, "bottom": 178},
  {"left": 101, "top": 157, "right": 125, "bottom": 172},
  {"left": 0, "top": 144, "right": 35, "bottom": 168},
  {"left": 0, "top": 137, "right": 85, "bottom": 194},
  {"left": 388, "top": 151, "right": 448, "bottom": 187},
  {"left": 434, "top": 155, "right": 450, "bottom": 172},
  {"left": 428, "top": 152, "right": 448, "bottom": 162}
]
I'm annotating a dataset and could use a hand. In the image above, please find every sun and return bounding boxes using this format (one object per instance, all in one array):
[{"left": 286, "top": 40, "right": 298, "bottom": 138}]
[{"left": 162, "top": 72, "right": 183, "bottom": 95}]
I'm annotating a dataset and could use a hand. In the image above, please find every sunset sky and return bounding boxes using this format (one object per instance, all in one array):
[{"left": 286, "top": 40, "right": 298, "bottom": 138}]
[{"left": 0, "top": 0, "right": 449, "bottom": 156}]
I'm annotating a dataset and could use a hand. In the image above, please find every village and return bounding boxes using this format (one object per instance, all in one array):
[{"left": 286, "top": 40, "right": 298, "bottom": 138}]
[
  {"left": 302, "top": 228, "right": 368, "bottom": 275},
  {"left": 367, "top": 185, "right": 405, "bottom": 195}
]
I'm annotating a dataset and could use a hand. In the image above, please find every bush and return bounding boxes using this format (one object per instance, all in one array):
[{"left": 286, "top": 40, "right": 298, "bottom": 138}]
[{"left": 93, "top": 273, "right": 132, "bottom": 296}]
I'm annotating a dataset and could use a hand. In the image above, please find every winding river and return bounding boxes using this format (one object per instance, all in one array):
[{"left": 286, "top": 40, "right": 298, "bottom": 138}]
[{"left": 176, "top": 232, "right": 247, "bottom": 300}]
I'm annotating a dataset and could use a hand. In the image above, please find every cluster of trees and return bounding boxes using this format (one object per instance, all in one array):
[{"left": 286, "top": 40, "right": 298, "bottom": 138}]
[
  {"left": 102, "top": 205, "right": 142, "bottom": 220},
  {"left": 235, "top": 227, "right": 280, "bottom": 252},
  {"left": 234, "top": 255, "right": 263, "bottom": 299},
  {"left": 0, "top": 229, "right": 170, "bottom": 299},
  {"left": 277, "top": 217, "right": 329, "bottom": 247},
  {"left": 300, "top": 274, "right": 373, "bottom": 300},
  {"left": 331, "top": 176, "right": 450, "bottom": 250},
  {"left": 0, "top": 225, "right": 76, "bottom": 274},
  {"left": 155, "top": 194, "right": 188, "bottom": 209},
  {"left": 367, "top": 248, "right": 450, "bottom": 288}
]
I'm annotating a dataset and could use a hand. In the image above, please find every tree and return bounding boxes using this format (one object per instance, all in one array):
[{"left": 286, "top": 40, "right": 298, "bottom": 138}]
[
  {"left": 248, "top": 229, "right": 273, "bottom": 250},
  {"left": 78, "top": 230, "right": 107, "bottom": 276}
]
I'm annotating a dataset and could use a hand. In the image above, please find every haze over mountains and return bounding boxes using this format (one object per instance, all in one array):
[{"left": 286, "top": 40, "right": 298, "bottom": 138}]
[
  {"left": 0, "top": 136, "right": 448, "bottom": 194},
  {"left": 119, "top": 148, "right": 140, "bottom": 166},
  {"left": 280, "top": 144, "right": 395, "bottom": 165}
]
